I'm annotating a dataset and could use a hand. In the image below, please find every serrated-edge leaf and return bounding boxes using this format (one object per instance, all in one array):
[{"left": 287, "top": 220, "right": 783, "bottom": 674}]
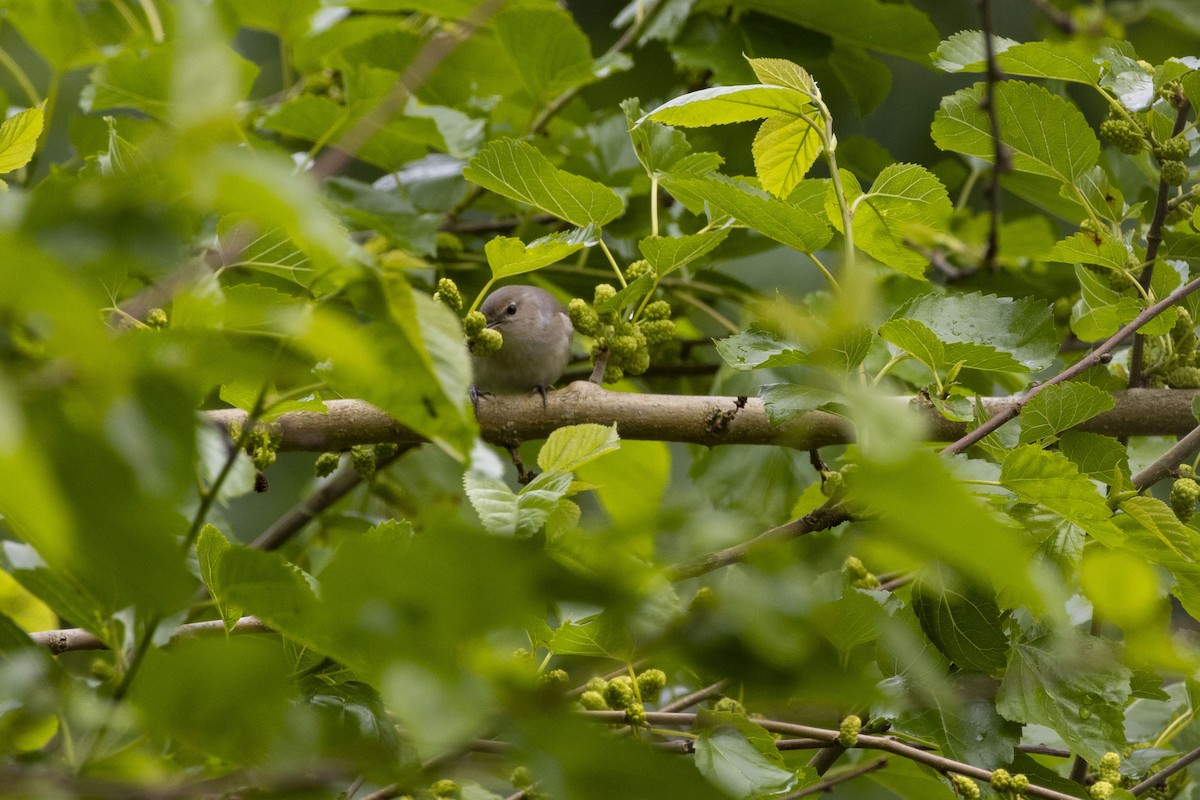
[
  {"left": 1000, "top": 446, "right": 1119, "bottom": 539},
  {"left": 0, "top": 105, "right": 45, "bottom": 174},
  {"left": 1018, "top": 382, "right": 1116, "bottom": 444},
  {"left": 637, "top": 228, "right": 730, "bottom": 276},
  {"left": 694, "top": 727, "right": 795, "bottom": 797},
  {"left": 878, "top": 318, "right": 945, "bottom": 373},
  {"left": 463, "top": 138, "right": 623, "bottom": 227},
  {"left": 537, "top": 424, "right": 620, "bottom": 473},
  {"left": 753, "top": 114, "right": 824, "bottom": 198},
  {"left": 484, "top": 230, "right": 589, "bottom": 279},
  {"left": 640, "top": 84, "right": 813, "bottom": 128}
]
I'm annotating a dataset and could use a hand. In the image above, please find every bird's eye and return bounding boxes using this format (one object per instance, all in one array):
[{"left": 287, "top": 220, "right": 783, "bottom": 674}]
[{"left": 506, "top": 303, "right": 518, "bottom": 315}]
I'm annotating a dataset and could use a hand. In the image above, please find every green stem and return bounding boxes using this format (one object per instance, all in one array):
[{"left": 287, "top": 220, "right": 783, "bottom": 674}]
[
  {"left": 598, "top": 238, "right": 628, "bottom": 288},
  {"left": 468, "top": 278, "right": 497, "bottom": 314},
  {"left": 650, "top": 174, "right": 660, "bottom": 237},
  {"left": 136, "top": 0, "right": 166, "bottom": 43},
  {"left": 0, "top": 47, "right": 40, "bottom": 105},
  {"left": 871, "top": 354, "right": 909, "bottom": 387},
  {"left": 109, "top": 0, "right": 146, "bottom": 37}
]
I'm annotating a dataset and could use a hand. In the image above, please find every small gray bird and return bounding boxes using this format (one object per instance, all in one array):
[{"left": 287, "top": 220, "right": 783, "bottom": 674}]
[{"left": 471, "top": 285, "right": 574, "bottom": 399}]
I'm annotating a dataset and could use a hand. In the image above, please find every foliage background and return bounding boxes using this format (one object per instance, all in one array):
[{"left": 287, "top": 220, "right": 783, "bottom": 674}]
[{"left": 4, "top": 1, "right": 1200, "bottom": 799}]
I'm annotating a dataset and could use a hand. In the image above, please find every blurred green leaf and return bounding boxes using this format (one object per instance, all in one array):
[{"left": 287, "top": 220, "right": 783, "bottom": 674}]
[
  {"left": 0, "top": 104, "right": 44, "bottom": 178},
  {"left": 537, "top": 424, "right": 620, "bottom": 473}
]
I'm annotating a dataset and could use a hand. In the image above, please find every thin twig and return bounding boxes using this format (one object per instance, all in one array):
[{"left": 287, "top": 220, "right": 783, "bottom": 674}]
[
  {"left": 1130, "top": 743, "right": 1200, "bottom": 795},
  {"left": 658, "top": 680, "right": 730, "bottom": 712},
  {"left": 977, "top": 0, "right": 1010, "bottom": 271},
  {"left": 943, "top": 273, "right": 1200, "bottom": 455},
  {"left": 1132, "top": 423, "right": 1200, "bottom": 490},
  {"left": 780, "top": 758, "right": 888, "bottom": 799}
]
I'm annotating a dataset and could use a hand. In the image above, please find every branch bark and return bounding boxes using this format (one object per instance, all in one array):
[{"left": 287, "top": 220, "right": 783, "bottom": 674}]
[{"left": 206, "top": 385, "right": 1200, "bottom": 453}]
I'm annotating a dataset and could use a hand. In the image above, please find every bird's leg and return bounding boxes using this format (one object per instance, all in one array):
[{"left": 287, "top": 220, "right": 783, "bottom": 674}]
[
  {"left": 534, "top": 385, "right": 549, "bottom": 407},
  {"left": 588, "top": 348, "right": 610, "bottom": 384}
]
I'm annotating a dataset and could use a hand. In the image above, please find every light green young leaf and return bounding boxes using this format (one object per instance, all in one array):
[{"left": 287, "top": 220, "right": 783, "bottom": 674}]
[
  {"left": 830, "top": 163, "right": 951, "bottom": 278},
  {"left": 0, "top": 105, "right": 44, "bottom": 177},
  {"left": 1000, "top": 446, "right": 1121, "bottom": 540},
  {"left": 753, "top": 114, "right": 824, "bottom": 198},
  {"left": 576, "top": 439, "right": 670, "bottom": 530},
  {"left": 638, "top": 228, "right": 730, "bottom": 276},
  {"left": 661, "top": 173, "right": 831, "bottom": 254},
  {"left": 537, "top": 424, "right": 620, "bottom": 473},
  {"left": 196, "top": 525, "right": 241, "bottom": 631},
  {"left": 1069, "top": 265, "right": 1144, "bottom": 342},
  {"left": 463, "top": 138, "right": 624, "bottom": 227},
  {"left": 933, "top": 31, "right": 1101, "bottom": 85},
  {"left": 465, "top": 470, "right": 574, "bottom": 537},
  {"left": 749, "top": 57, "right": 820, "bottom": 94},
  {"left": 891, "top": 293, "right": 1057, "bottom": 373},
  {"left": 878, "top": 319, "right": 945, "bottom": 374},
  {"left": 933, "top": 81, "right": 1099, "bottom": 181},
  {"left": 485, "top": 230, "right": 590, "bottom": 279},
  {"left": 1019, "top": 383, "right": 1116, "bottom": 444},
  {"left": 1097, "top": 42, "right": 1155, "bottom": 112},
  {"left": 639, "top": 84, "right": 813, "bottom": 128},
  {"left": 1048, "top": 231, "right": 1130, "bottom": 271}
]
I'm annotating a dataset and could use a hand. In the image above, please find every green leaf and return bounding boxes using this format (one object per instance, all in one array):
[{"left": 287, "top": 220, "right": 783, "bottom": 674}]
[
  {"left": 997, "top": 629, "right": 1131, "bottom": 762},
  {"left": 1018, "top": 383, "right": 1116, "bottom": 444},
  {"left": 753, "top": 114, "right": 824, "bottom": 198},
  {"left": 492, "top": 7, "right": 595, "bottom": 103},
  {"left": 661, "top": 173, "right": 831, "bottom": 254},
  {"left": 934, "top": 32, "right": 1102, "bottom": 85},
  {"left": 640, "top": 84, "right": 813, "bottom": 128},
  {"left": 878, "top": 319, "right": 945, "bottom": 374},
  {"left": 694, "top": 717, "right": 795, "bottom": 797},
  {"left": 463, "top": 138, "right": 624, "bottom": 227},
  {"left": 891, "top": 293, "right": 1057, "bottom": 373},
  {"left": 4, "top": 0, "right": 99, "bottom": 70},
  {"left": 196, "top": 525, "right": 240, "bottom": 630},
  {"left": 714, "top": 329, "right": 808, "bottom": 371},
  {"left": 895, "top": 674, "right": 1020, "bottom": 766},
  {"left": 465, "top": 470, "right": 574, "bottom": 537},
  {"left": 0, "top": 105, "right": 44, "bottom": 177},
  {"left": 0, "top": 543, "right": 114, "bottom": 648},
  {"left": 830, "top": 163, "right": 952, "bottom": 278},
  {"left": 217, "top": 547, "right": 317, "bottom": 634},
  {"left": 932, "top": 81, "right": 1099, "bottom": 181},
  {"left": 911, "top": 565, "right": 1009, "bottom": 673},
  {"left": 1070, "top": 265, "right": 1142, "bottom": 342},
  {"left": 759, "top": 383, "right": 838, "bottom": 426},
  {"left": 1058, "top": 432, "right": 1131, "bottom": 484},
  {"left": 537, "top": 424, "right": 620, "bottom": 473},
  {"left": 576, "top": 439, "right": 671, "bottom": 529},
  {"left": 622, "top": 98, "right": 692, "bottom": 176},
  {"left": 548, "top": 615, "right": 632, "bottom": 659},
  {"left": 485, "top": 229, "right": 591, "bottom": 280},
  {"left": 1048, "top": 231, "right": 1130, "bottom": 271},
  {"left": 1000, "top": 446, "right": 1120, "bottom": 540},
  {"left": 716, "top": 0, "right": 940, "bottom": 62},
  {"left": 638, "top": 228, "right": 730, "bottom": 276},
  {"left": 849, "top": 451, "right": 1037, "bottom": 601}
]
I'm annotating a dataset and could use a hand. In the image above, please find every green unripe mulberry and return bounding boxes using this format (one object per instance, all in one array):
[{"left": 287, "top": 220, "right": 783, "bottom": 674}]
[
  {"left": 1089, "top": 780, "right": 1114, "bottom": 800},
  {"left": 579, "top": 690, "right": 608, "bottom": 710},
  {"left": 1098, "top": 752, "right": 1121, "bottom": 784},
  {"left": 463, "top": 311, "right": 486, "bottom": 337},
  {"left": 431, "top": 779, "right": 460, "bottom": 798},
  {"left": 626, "top": 259, "right": 653, "bottom": 281},
  {"left": 1158, "top": 136, "right": 1191, "bottom": 161},
  {"left": 1166, "top": 365, "right": 1200, "bottom": 388},
  {"left": 1100, "top": 119, "right": 1145, "bottom": 155},
  {"left": 568, "top": 298, "right": 600, "bottom": 336},
  {"left": 712, "top": 696, "right": 745, "bottom": 715},
  {"left": 1162, "top": 159, "right": 1190, "bottom": 186},
  {"left": 603, "top": 676, "right": 635, "bottom": 710},
  {"left": 469, "top": 327, "right": 503, "bottom": 356},
  {"left": 146, "top": 307, "right": 168, "bottom": 328},
  {"left": 643, "top": 300, "right": 672, "bottom": 321},
  {"left": 838, "top": 714, "right": 861, "bottom": 746},
  {"left": 434, "top": 278, "right": 463, "bottom": 312},
  {"left": 990, "top": 769, "right": 1012, "bottom": 791},
  {"left": 639, "top": 318, "right": 676, "bottom": 346},
  {"left": 626, "top": 701, "right": 648, "bottom": 726},
  {"left": 314, "top": 451, "right": 341, "bottom": 477},
  {"left": 949, "top": 774, "right": 981, "bottom": 800},
  {"left": 510, "top": 767, "right": 533, "bottom": 789},
  {"left": 594, "top": 283, "right": 617, "bottom": 306},
  {"left": 1171, "top": 477, "right": 1200, "bottom": 521},
  {"left": 350, "top": 446, "right": 375, "bottom": 480},
  {"left": 637, "top": 669, "right": 667, "bottom": 696}
]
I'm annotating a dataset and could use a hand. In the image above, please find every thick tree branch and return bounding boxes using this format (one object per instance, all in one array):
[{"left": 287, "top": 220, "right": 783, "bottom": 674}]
[
  {"left": 206, "top": 385, "right": 1200, "bottom": 453},
  {"left": 30, "top": 616, "right": 272, "bottom": 654}
]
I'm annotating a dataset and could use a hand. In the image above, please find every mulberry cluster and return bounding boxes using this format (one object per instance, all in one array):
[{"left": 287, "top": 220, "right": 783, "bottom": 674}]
[
  {"left": 1161, "top": 159, "right": 1190, "bottom": 187},
  {"left": 567, "top": 285, "right": 676, "bottom": 383},
  {"left": 842, "top": 555, "right": 880, "bottom": 590},
  {"left": 1156, "top": 136, "right": 1191, "bottom": 162},
  {"left": 1171, "top": 476, "right": 1200, "bottom": 522},
  {"left": 949, "top": 774, "right": 981, "bottom": 799},
  {"left": 432, "top": 277, "right": 504, "bottom": 356},
  {"left": 577, "top": 669, "right": 669, "bottom": 721},
  {"left": 1100, "top": 119, "right": 1146, "bottom": 155}
]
